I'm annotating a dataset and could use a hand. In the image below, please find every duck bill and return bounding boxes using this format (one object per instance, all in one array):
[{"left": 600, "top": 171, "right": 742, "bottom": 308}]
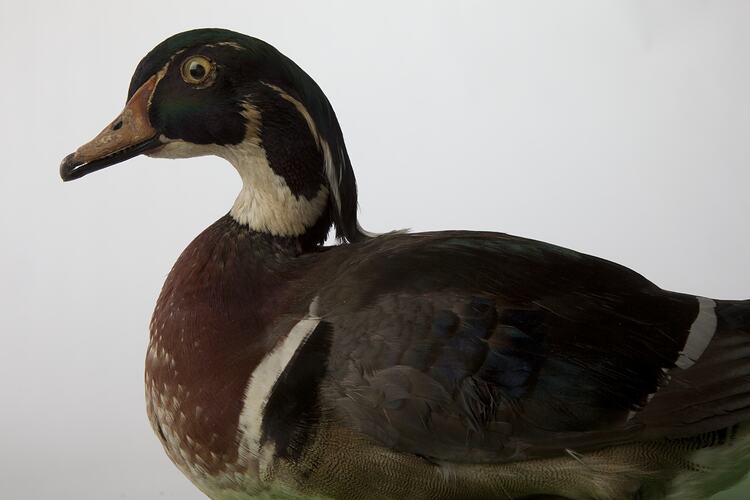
[{"left": 59, "top": 74, "right": 163, "bottom": 182}]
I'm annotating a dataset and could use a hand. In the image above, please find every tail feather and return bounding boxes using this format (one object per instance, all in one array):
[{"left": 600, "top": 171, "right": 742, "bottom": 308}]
[{"left": 636, "top": 299, "right": 750, "bottom": 439}]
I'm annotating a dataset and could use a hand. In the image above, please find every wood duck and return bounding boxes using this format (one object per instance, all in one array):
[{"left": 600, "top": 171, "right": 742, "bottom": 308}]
[{"left": 60, "top": 28, "right": 750, "bottom": 500}]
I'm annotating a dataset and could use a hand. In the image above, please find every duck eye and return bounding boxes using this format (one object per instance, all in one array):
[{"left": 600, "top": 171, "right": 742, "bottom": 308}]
[{"left": 180, "top": 56, "right": 214, "bottom": 87}]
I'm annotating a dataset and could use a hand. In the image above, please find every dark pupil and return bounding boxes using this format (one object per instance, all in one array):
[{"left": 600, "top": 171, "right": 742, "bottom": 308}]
[{"left": 189, "top": 62, "right": 206, "bottom": 80}]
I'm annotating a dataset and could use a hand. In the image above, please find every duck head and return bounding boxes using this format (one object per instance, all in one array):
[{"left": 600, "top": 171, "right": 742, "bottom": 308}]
[{"left": 60, "top": 28, "right": 366, "bottom": 247}]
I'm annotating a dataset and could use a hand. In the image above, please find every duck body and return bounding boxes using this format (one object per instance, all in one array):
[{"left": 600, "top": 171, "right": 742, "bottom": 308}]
[
  {"left": 60, "top": 28, "right": 750, "bottom": 499},
  {"left": 147, "top": 215, "right": 750, "bottom": 499}
]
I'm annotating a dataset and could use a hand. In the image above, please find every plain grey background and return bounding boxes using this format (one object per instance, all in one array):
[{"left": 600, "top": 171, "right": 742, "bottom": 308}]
[{"left": 2, "top": 1, "right": 749, "bottom": 498}]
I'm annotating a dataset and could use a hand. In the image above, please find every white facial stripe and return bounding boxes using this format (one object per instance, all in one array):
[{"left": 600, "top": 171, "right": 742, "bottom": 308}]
[
  {"left": 146, "top": 51, "right": 185, "bottom": 109},
  {"left": 204, "top": 41, "right": 244, "bottom": 50},
  {"left": 238, "top": 299, "right": 322, "bottom": 458},
  {"left": 262, "top": 83, "right": 321, "bottom": 148},
  {"left": 676, "top": 297, "right": 717, "bottom": 369}
]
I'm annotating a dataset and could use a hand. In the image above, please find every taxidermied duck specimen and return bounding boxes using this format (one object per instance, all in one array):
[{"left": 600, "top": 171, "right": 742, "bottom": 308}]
[{"left": 60, "top": 28, "right": 750, "bottom": 500}]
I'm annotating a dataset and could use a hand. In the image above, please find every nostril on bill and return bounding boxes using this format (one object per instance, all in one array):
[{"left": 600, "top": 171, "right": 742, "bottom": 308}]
[{"left": 112, "top": 120, "right": 123, "bottom": 131}]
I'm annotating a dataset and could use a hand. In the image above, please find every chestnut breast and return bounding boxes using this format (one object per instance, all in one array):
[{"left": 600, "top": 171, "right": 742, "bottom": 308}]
[{"left": 145, "top": 216, "right": 316, "bottom": 485}]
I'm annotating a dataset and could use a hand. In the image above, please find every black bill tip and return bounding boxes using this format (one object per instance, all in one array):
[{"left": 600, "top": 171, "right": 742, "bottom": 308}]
[
  {"left": 59, "top": 136, "right": 162, "bottom": 182},
  {"left": 60, "top": 153, "right": 84, "bottom": 182}
]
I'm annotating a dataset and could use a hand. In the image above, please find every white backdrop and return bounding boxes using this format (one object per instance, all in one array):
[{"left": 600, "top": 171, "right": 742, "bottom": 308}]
[{"left": 2, "top": 1, "right": 749, "bottom": 498}]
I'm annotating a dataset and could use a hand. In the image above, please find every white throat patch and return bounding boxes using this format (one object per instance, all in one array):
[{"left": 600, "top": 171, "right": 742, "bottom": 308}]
[
  {"left": 226, "top": 103, "right": 328, "bottom": 236},
  {"left": 229, "top": 159, "right": 328, "bottom": 237}
]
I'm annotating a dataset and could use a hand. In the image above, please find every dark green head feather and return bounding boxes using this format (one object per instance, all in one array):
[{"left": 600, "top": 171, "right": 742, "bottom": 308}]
[{"left": 129, "top": 28, "right": 365, "bottom": 243}]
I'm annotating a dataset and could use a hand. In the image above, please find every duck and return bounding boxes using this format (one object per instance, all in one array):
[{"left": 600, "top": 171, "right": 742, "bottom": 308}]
[{"left": 59, "top": 28, "right": 750, "bottom": 500}]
